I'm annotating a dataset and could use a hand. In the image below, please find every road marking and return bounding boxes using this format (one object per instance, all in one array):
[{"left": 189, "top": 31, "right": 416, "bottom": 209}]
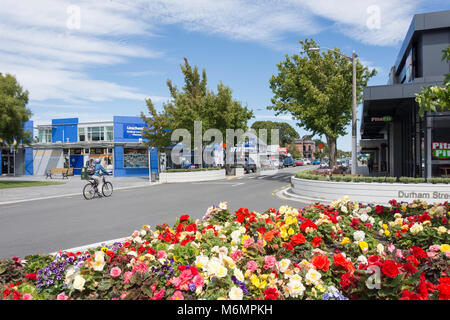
[
  {"left": 1, "top": 204, "right": 22, "bottom": 209},
  {"left": 231, "top": 182, "right": 245, "bottom": 187},
  {"left": 0, "top": 183, "right": 161, "bottom": 207}
]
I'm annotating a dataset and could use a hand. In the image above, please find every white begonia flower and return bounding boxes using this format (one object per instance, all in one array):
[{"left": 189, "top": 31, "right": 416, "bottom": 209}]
[
  {"left": 377, "top": 244, "right": 385, "bottom": 254},
  {"left": 278, "top": 259, "right": 291, "bottom": 273},
  {"left": 353, "top": 230, "right": 366, "bottom": 242},
  {"left": 340, "top": 206, "right": 348, "bottom": 214},
  {"left": 229, "top": 286, "right": 243, "bottom": 300},
  {"left": 357, "top": 255, "right": 368, "bottom": 265},
  {"left": 140, "top": 230, "right": 147, "bottom": 237},
  {"left": 359, "top": 213, "right": 369, "bottom": 222},
  {"left": 73, "top": 275, "right": 86, "bottom": 291},
  {"left": 234, "top": 268, "right": 245, "bottom": 283},
  {"left": 287, "top": 278, "right": 305, "bottom": 298},
  {"left": 305, "top": 269, "right": 322, "bottom": 285},
  {"left": 410, "top": 223, "right": 424, "bottom": 235}
]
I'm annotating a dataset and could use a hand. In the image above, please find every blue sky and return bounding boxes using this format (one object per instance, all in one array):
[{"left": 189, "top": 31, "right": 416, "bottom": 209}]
[{"left": 1, "top": 0, "right": 449, "bottom": 151}]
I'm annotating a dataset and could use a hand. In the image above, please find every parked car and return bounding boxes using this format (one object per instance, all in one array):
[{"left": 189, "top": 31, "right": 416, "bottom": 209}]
[
  {"left": 303, "top": 159, "right": 312, "bottom": 165},
  {"left": 283, "top": 156, "right": 295, "bottom": 167},
  {"left": 244, "top": 157, "right": 257, "bottom": 174},
  {"left": 312, "top": 159, "right": 321, "bottom": 165},
  {"left": 295, "top": 159, "right": 304, "bottom": 166}
]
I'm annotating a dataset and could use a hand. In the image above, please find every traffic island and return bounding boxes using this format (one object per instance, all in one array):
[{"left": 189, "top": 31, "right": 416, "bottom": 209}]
[
  {"left": 159, "top": 168, "right": 226, "bottom": 183},
  {"left": 0, "top": 200, "right": 449, "bottom": 300},
  {"left": 290, "top": 171, "right": 450, "bottom": 205}
]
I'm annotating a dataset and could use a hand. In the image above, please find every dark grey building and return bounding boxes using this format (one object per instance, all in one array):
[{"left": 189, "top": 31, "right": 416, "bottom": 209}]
[{"left": 360, "top": 10, "right": 450, "bottom": 178}]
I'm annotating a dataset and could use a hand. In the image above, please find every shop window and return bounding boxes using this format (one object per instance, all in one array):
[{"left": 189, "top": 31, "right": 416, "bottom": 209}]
[
  {"left": 123, "top": 148, "right": 148, "bottom": 168},
  {"left": 79, "top": 127, "right": 85, "bottom": 142},
  {"left": 90, "top": 148, "right": 106, "bottom": 155},
  {"left": 70, "top": 148, "right": 82, "bottom": 155},
  {"left": 106, "top": 126, "right": 113, "bottom": 141},
  {"left": 38, "top": 129, "right": 52, "bottom": 143}
]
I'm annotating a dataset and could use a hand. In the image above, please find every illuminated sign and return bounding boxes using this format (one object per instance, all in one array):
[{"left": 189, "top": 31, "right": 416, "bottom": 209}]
[
  {"left": 371, "top": 116, "right": 392, "bottom": 122},
  {"left": 432, "top": 142, "right": 450, "bottom": 159}
]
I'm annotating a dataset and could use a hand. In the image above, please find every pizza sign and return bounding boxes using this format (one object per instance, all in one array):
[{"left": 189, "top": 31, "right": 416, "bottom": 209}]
[{"left": 432, "top": 142, "right": 450, "bottom": 159}]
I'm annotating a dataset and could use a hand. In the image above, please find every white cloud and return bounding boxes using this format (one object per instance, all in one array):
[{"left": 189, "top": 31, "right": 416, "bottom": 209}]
[
  {"left": 138, "top": 0, "right": 423, "bottom": 46},
  {"left": 0, "top": 0, "right": 164, "bottom": 104}
]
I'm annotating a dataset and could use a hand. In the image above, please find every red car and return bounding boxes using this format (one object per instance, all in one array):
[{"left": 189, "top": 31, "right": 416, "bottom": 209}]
[{"left": 295, "top": 159, "right": 304, "bottom": 166}]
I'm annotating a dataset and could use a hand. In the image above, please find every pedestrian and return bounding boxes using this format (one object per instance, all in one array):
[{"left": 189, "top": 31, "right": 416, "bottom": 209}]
[{"left": 368, "top": 156, "right": 374, "bottom": 173}]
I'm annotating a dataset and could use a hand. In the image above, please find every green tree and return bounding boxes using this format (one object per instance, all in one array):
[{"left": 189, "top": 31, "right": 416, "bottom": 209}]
[
  {"left": 269, "top": 39, "right": 376, "bottom": 167},
  {"left": 141, "top": 58, "right": 253, "bottom": 150},
  {"left": 415, "top": 46, "right": 450, "bottom": 116},
  {"left": 0, "top": 73, "right": 32, "bottom": 147},
  {"left": 250, "top": 121, "right": 300, "bottom": 146},
  {"left": 287, "top": 144, "right": 301, "bottom": 158}
]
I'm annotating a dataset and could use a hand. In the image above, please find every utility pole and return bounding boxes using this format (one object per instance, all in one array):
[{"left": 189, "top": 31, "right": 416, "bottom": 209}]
[{"left": 351, "top": 51, "right": 358, "bottom": 175}]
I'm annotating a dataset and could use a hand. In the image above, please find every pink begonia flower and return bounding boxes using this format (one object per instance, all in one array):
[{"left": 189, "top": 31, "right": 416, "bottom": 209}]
[
  {"left": 157, "top": 250, "right": 167, "bottom": 259},
  {"left": 395, "top": 249, "right": 404, "bottom": 259},
  {"left": 131, "top": 231, "right": 139, "bottom": 238},
  {"left": 132, "top": 263, "right": 148, "bottom": 274},
  {"left": 193, "top": 274, "right": 204, "bottom": 289},
  {"left": 112, "top": 298, "right": 119, "bottom": 300},
  {"left": 243, "top": 238, "right": 255, "bottom": 248},
  {"left": 230, "top": 250, "right": 242, "bottom": 261},
  {"left": 120, "top": 292, "right": 128, "bottom": 300},
  {"left": 110, "top": 267, "right": 122, "bottom": 278},
  {"left": 429, "top": 245, "right": 441, "bottom": 252},
  {"left": 22, "top": 293, "right": 32, "bottom": 300},
  {"left": 170, "top": 290, "right": 184, "bottom": 300},
  {"left": 427, "top": 251, "right": 438, "bottom": 258},
  {"left": 256, "top": 239, "right": 264, "bottom": 247},
  {"left": 151, "top": 289, "right": 165, "bottom": 300},
  {"left": 263, "top": 256, "right": 276, "bottom": 269},
  {"left": 387, "top": 243, "right": 396, "bottom": 253},
  {"left": 123, "top": 271, "right": 133, "bottom": 284},
  {"left": 57, "top": 292, "right": 69, "bottom": 300},
  {"left": 247, "top": 260, "right": 258, "bottom": 272},
  {"left": 446, "top": 251, "right": 450, "bottom": 259}
]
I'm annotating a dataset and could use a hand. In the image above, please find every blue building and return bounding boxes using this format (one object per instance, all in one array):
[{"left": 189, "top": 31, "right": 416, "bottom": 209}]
[{"left": 0, "top": 116, "right": 158, "bottom": 177}]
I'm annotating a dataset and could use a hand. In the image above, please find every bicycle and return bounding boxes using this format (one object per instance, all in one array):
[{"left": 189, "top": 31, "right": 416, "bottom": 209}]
[{"left": 83, "top": 174, "right": 113, "bottom": 200}]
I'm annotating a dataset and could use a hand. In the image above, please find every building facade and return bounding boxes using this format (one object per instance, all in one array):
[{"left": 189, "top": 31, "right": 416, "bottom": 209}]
[
  {"left": 0, "top": 116, "right": 159, "bottom": 177},
  {"left": 291, "top": 135, "right": 316, "bottom": 160},
  {"left": 360, "top": 10, "right": 450, "bottom": 178}
]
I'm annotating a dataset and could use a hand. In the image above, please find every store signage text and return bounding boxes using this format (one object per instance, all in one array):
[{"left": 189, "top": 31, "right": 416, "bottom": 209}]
[
  {"left": 398, "top": 190, "right": 450, "bottom": 199},
  {"left": 432, "top": 142, "right": 450, "bottom": 159},
  {"left": 371, "top": 116, "right": 392, "bottom": 122},
  {"left": 124, "top": 124, "right": 144, "bottom": 139}
]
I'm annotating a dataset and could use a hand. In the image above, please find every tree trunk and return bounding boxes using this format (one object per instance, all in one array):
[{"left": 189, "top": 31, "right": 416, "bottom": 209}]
[{"left": 326, "top": 135, "right": 337, "bottom": 168}]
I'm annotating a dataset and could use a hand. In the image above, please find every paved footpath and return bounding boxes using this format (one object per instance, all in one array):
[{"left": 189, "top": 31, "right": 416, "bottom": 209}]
[{"left": 0, "top": 176, "right": 158, "bottom": 205}]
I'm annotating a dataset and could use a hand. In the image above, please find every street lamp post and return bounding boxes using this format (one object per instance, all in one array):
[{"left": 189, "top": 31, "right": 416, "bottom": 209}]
[{"left": 307, "top": 46, "right": 358, "bottom": 174}]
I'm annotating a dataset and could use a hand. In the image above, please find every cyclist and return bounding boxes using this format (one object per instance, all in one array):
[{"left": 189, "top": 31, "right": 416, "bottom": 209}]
[{"left": 92, "top": 158, "right": 110, "bottom": 196}]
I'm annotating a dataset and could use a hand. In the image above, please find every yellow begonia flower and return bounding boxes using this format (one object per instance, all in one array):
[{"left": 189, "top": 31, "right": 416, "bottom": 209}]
[
  {"left": 288, "top": 228, "right": 295, "bottom": 236},
  {"left": 340, "top": 237, "right": 351, "bottom": 245},
  {"left": 359, "top": 241, "right": 369, "bottom": 252},
  {"left": 440, "top": 244, "right": 450, "bottom": 252},
  {"left": 384, "top": 230, "right": 390, "bottom": 236}
]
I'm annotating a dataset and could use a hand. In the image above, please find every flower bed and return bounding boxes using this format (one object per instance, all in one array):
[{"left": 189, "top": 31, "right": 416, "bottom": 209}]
[{"left": 1, "top": 198, "right": 449, "bottom": 300}]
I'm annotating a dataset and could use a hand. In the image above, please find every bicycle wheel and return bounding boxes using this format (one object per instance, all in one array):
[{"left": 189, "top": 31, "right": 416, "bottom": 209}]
[
  {"left": 83, "top": 183, "right": 96, "bottom": 200},
  {"left": 102, "top": 182, "right": 113, "bottom": 197}
]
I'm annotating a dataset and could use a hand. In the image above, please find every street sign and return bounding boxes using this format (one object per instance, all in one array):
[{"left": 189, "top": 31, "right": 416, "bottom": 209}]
[
  {"left": 318, "top": 144, "right": 324, "bottom": 150},
  {"left": 278, "top": 147, "right": 287, "bottom": 153}
]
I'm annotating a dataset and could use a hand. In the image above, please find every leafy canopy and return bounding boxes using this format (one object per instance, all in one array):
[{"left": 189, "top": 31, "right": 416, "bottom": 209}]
[
  {"left": 142, "top": 58, "right": 253, "bottom": 150},
  {"left": 268, "top": 39, "right": 376, "bottom": 141},
  {"left": 0, "top": 73, "right": 32, "bottom": 146},
  {"left": 250, "top": 120, "right": 299, "bottom": 146},
  {"left": 415, "top": 46, "right": 450, "bottom": 116}
]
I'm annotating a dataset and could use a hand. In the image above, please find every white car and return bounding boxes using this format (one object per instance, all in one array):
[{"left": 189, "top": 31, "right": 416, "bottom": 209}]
[{"left": 303, "top": 159, "right": 311, "bottom": 165}]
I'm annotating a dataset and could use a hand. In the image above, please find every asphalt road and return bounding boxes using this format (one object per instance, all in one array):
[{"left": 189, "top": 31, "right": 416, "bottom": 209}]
[{"left": 0, "top": 166, "right": 310, "bottom": 258}]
